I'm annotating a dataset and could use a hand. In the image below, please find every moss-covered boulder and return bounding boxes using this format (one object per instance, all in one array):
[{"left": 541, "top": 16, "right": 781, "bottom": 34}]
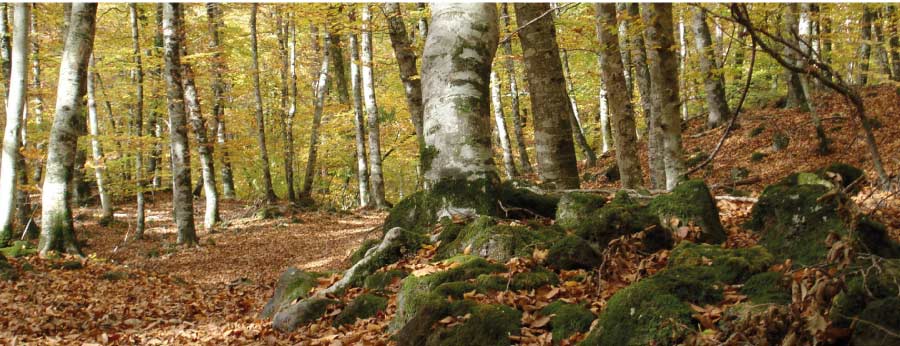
[
  {"left": 272, "top": 297, "right": 339, "bottom": 332},
  {"left": 540, "top": 301, "right": 595, "bottom": 344},
  {"left": 649, "top": 180, "right": 727, "bottom": 244},
  {"left": 260, "top": 268, "right": 322, "bottom": 319},
  {"left": 0, "top": 254, "right": 16, "bottom": 281},
  {"left": 0, "top": 240, "right": 36, "bottom": 258},
  {"left": 397, "top": 299, "right": 476, "bottom": 346},
  {"left": 436, "top": 216, "right": 563, "bottom": 262},
  {"left": 850, "top": 297, "right": 900, "bottom": 346},
  {"left": 574, "top": 191, "right": 667, "bottom": 251},
  {"left": 740, "top": 271, "right": 791, "bottom": 305},
  {"left": 831, "top": 259, "right": 900, "bottom": 329},
  {"left": 510, "top": 266, "right": 559, "bottom": 291},
  {"left": 717, "top": 303, "right": 790, "bottom": 344},
  {"left": 349, "top": 238, "right": 380, "bottom": 265},
  {"left": 668, "top": 242, "right": 774, "bottom": 284},
  {"left": 556, "top": 192, "right": 606, "bottom": 230},
  {"left": 816, "top": 163, "right": 864, "bottom": 189},
  {"left": 333, "top": 294, "right": 388, "bottom": 326},
  {"left": 546, "top": 235, "right": 602, "bottom": 270},
  {"left": 425, "top": 304, "right": 522, "bottom": 346},
  {"left": 497, "top": 180, "right": 560, "bottom": 219},
  {"left": 364, "top": 269, "right": 408, "bottom": 292}
]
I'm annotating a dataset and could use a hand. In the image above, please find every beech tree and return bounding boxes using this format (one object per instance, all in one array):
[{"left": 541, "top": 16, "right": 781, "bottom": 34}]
[
  {"left": 300, "top": 32, "right": 331, "bottom": 201},
  {"left": 206, "top": 3, "right": 235, "bottom": 199},
  {"left": 500, "top": 3, "right": 532, "bottom": 175},
  {"left": 250, "top": 3, "right": 276, "bottom": 203},
  {"left": 361, "top": 5, "right": 387, "bottom": 208},
  {"left": 276, "top": 11, "right": 296, "bottom": 203},
  {"left": 490, "top": 70, "right": 517, "bottom": 179},
  {"left": 692, "top": 7, "right": 731, "bottom": 129},
  {"left": 349, "top": 25, "right": 370, "bottom": 207},
  {"left": 86, "top": 56, "right": 112, "bottom": 224},
  {"left": 130, "top": 3, "right": 146, "bottom": 238},
  {"left": 0, "top": 4, "right": 28, "bottom": 245}
]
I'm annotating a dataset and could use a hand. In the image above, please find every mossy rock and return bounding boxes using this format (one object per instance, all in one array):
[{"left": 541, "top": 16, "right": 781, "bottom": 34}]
[
  {"left": 396, "top": 298, "right": 476, "bottom": 346},
  {"left": 748, "top": 125, "right": 765, "bottom": 137},
  {"left": 260, "top": 268, "right": 322, "bottom": 319},
  {"left": 384, "top": 179, "right": 500, "bottom": 234},
  {"left": 740, "top": 271, "right": 791, "bottom": 305},
  {"left": 0, "top": 240, "right": 36, "bottom": 258},
  {"left": 750, "top": 152, "right": 767, "bottom": 162},
  {"left": 556, "top": 192, "right": 606, "bottom": 230},
  {"left": 816, "top": 163, "right": 864, "bottom": 189},
  {"left": 650, "top": 180, "right": 727, "bottom": 244},
  {"left": 392, "top": 255, "right": 507, "bottom": 330},
  {"left": 51, "top": 260, "right": 83, "bottom": 270},
  {"left": 475, "top": 274, "right": 508, "bottom": 292},
  {"left": 772, "top": 132, "right": 790, "bottom": 151},
  {"left": 831, "top": 258, "right": 900, "bottom": 329},
  {"left": 574, "top": 191, "right": 666, "bottom": 251},
  {"left": 436, "top": 216, "right": 564, "bottom": 262},
  {"left": 546, "top": 235, "right": 602, "bottom": 270},
  {"left": 425, "top": 304, "right": 522, "bottom": 346},
  {"left": 0, "top": 254, "right": 16, "bottom": 281},
  {"left": 344, "top": 227, "right": 427, "bottom": 289},
  {"left": 510, "top": 266, "right": 559, "bottom": 291},
  {"left": 850, "top": 297, "right": 900, "bottom": 346},
  {"left": 668, "top": 242, "right": 774, "bottom": 284},
  {"left": 855, "top": 218, "right": 900, "bottom": 259},
  {"left": 256, "top": 205, "right": 285, "bottom": 220},
  {"left": 364, "top": 269, "right": 408, "bottom": 292},
  {"left": 349, "top": 238, "right": 380, "bottom": 265},
  {"left": 540, "top": 301, "right": 595, "bottom": 344},
  {"left": 333, "top": 294, "right": 388, "bottom": 326},
  {"left": 497, "top": 180, "right": 560, "bottom": 219},
  {"left": 272, "top": 297, "right": 339, "bottom": 332},
  {"left": 436, "top": 218, "right": 466, "bottom": 244},
  {"left": 717, "top": 303, "right": 789, "bottom": 344}
]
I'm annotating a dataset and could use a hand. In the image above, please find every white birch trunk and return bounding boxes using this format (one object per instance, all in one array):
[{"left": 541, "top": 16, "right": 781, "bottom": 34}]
[
  {"left": 490, "top": 70, "right": 517, "bottom": 179},
  {"left": 0, "top": 4, "right": 28, "bottom": 245},
  {"left": 361, "top": 5, "right": 387, "bottom": 208},
  {"left": 86, "top": 56, "right": 112, "bottom": 223},
  {"left": 300, "top": 33, "right": 331, "bottom": 199},
  {"left": 181, "top": 40, "right": 218, "bottom": 231},
  {"left": 129, "top": 3, "right": 146, "bottom": 239},
  {"left": 349, "top": 30, "right": 370, "bottom": 208}
]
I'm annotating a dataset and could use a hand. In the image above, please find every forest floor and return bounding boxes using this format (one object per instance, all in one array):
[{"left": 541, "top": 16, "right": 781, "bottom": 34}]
[{"left": 1, "top": 84, "right": 899, "bottom": 345}]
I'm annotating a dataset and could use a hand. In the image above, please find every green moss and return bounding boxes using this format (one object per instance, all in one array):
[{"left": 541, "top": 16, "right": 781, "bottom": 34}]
[
  {"left": 855, "top": 218, "right": 900, "bottom": 258},
  {"left": 650, "top": 180, "right": 727, "bottom": 244},
  {"left": 772, "top": 132, "right": 790, "bottom": 150},
  {"left": 475, "top": 274, "right": 508, "bottom": 292},
  {"left": 741, "top": 271, "right": 790, "bottom": 305},
  {"left": 575, "top": 191, "right": 662, "bottom": 250},
  {"left": 349, "top": 239, "right": 380, "bottom": 265},
  {"left": 750, "top": 152, "right": 767, "bottom": 162},
  {"left": 649, "top": 267, "right": 724, "bottom": 304},
  {"left": 540, "top": 301, "right": 595, "bottom": 344},
  {"left": 436, "top": 216, "right": 564, "bottom": 262},
  {"left": 685, "top": 151, "right": 710, "bottom": 167},
  {"left": 851, "top": 297, "right": 900, "bottom": 346},
  {"left": 816, "top": 163, "right": 863, "bottom": 188},
  {"left": 273, "top": 297, "right": 339, "bottom": 331},
  {"left": 347, "top": 228, "right": 427, "bottom": 288},
  {"left": 364, "top": 269, "right": 408, "bottom": 291},
  {"left": 556, "top": 192, "right": 606, "bottom": 229},
  {"left": 100, "top": 271, "right": 132, "bottom": 281},
  {"left": 0, "top": 240, "right": 36, "bottom": 258},
  {"left": 748, "top": 125, "right": 765, "bottom": 137},
  {"left": 436, "top": 218, "right": 466, "bottom": 245},
  {"left": 546, "top": 235, "right": 602, "bottom": 270},
  {"left": 511, "top": 267, "right": 559, "bottom": 291},
  {"left": 425, "top": 304, "right": 522, "bottom": 346},
  {"left": 669, "top": 242, "right": 774, "bottom": 284},
  {"left": 434, "top": 281, "right": 478, "bottom": 299},
  {"left": 831, "top": 259, "right": 900, "bottom": 328},
  {"left": 333, "top": 294, "right": 388, "bottom": 326},
  {"left": 498, "top": 180, "right": 560, "bottom": 219},
  {"left": 384, "top": 178, "right": 499, "bottom": 234},
  {"left": 261, "top": 269, "right": 323, "bottom": 319}
]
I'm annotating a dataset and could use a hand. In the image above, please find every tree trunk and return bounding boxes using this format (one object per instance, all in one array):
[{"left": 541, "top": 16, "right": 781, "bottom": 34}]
[
  {"left": 597, "top": 79, "right": 611, "bottom": 153},
  {"left": 642, "top": 3, "right": 685, "bottom": 191},
  {"left": 856, "top": 6, "right": 874, "bottom": 86},
  {"left": 500, "top": 3, "right": 533, "bottom": 175},
  {"left": 180, "top": 29, "right": 218, "bottom": 232},
  {"left": 422, "top": 3, "right": 499, "bottom": 195},
  {"left": 206, "top": 3, "right": 235, "bottom": 199},
  {"left": 39, "top": 3, "right": 97, "bottom": 256},
  {"left": 385, "top": 3, "right": 426, "bottom": 189},
  {"left": 329, "top": 33, "right": 349, "bottom": 105},
  {"left": 515, "top": 3, "right": 580, "bottom": 189},
  {"left": 0, "top": 3, "right": 10, "bottom": 89},
  {"left": 250, "top": 4, "right": 276, "bottom": 203},
  {"left": 678, "top": 16, "right": 688, "bottom": 121},
  {"left": 276, "top": 12, "right": 295, "bottom": 203},
  {"left": 361, "top": 5, "right": 388, "bottom": 208},
  {"left": 595, "top": 3, "right": 644, "bottom": 189},
  {"left": 349, "top": 29, "right": 370, "bottom": 208},
  {"left": 561, "top": 49, "right": 597, "bottom": 167},
  {"left": 490, "top": 71, "right": 517, "bottom": 180},
  {"left": 0, "top": 4, "right": 28, "bottom": 245},
  {"left": 129, "top": 3, "right": 146, "bottom": 239},
  {"left": 86, "top": 56, "right": 112, "bottom": 224},
  {"left": 625, "top": 3, "right": 664, "bottom": 189},
  {"left": 161, "top": 3, "right": 197, "bottom": 247},
  {"left": 615, "top": 3, "right": 634, "bottom": 96},
  {"left": 692, "top": 7, "right": 731, "bottom": 129},
  {"left": 148, "top": 4, "right": 163, "bottom": 189},
  {"left": 782, "top": 4, "right": 808, "bottom": 109},
  {"left": 872, "top": 9, "right": 892, "bottom": 79},
  {"left": 29, "top": 5, "right": 44, "bottom": 185},
  {"left": 888, "top": 5, "right": 900, "bottom": 81},
  {"left": 300, "top": 33, "right": 331, "bottom": 200}
]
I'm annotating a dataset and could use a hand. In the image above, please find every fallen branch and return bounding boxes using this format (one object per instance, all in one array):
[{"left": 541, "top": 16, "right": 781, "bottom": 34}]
[{"left": 714, "top": 195, "right": 758, "bottom": 203}]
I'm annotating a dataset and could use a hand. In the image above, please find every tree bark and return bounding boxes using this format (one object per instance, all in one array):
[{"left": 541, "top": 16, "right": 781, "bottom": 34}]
[
  {"left": 615, "top": 3, "right": 634, "bottom": 97},
  {"left": 329, "top": 32, "right": 349, "bottom": 105},
  {"left": 626, "top": 3, "right": 664, "bottom": 189},
  {"left": 39, "top": 3, "right": 97, "bottom": 256},
  {"left": 0, "top": 4, "right": 28, "bottom": 245},
  {"left": 490, "top": 71, "right": 517, "bottom": 180},
  {"left": 515, "top": 3, "right": 580, "bottom": 189},
  {"left": 86, "top": 56, "right": 113, "bottom": 224},
  {"left": 561, "top": 49, "right": 597, "bottom": 167},
  {"left": 692, "top": 7, "right": 731, "bottom": 129},
  {"left": 782, "top": 4, "right": 808, "bottom": 109},
  {"left": 500, "top": 3, "right": 533, "bottom": 175},
  {"left": 276, "top": 11, "right": 296, "bottom": 203},
  {"left": 129, "top": 3, "right": 146, "bottom": 239},
  {"left": 422, "top": 3, "right": 499, "bottom": 191},
  {"left": 642, "top": 3, "right": 685, "bottom": 191},
  {"left": 597, "top": 79, "right": 611, "bottom": 153},
  {"left": 872, "top": 9, "right": 892, "bottom": 79},
  {"left": 856, "top": 6, "right": 874, "bottom": 86},
  {"left": 595, "top": 3, "right": 644, "bottom": 189},
  {"left": 250, "top": 4, "right": 276, "bottom": 203},
  {"left": 888, "top": 5, "right": 900, "bottom": 81},
  {"left": 361, "top": 5, "right": 388, "bottom": 208},
  {"left": 206, "top": 3, "right": 235, "bottom": 199},
  {"left": 349, "top": 28, "right": 370, "bottom": 208},
  {"left": 161, "top": 3, "right": 197, "bottom": 246},
  {"left": 148, "top": 4, "right": 163, "bottom": 189},
  {"left": 0, "top": 3, "right": 10, "bottom": 89},
  {"left": 300, "top": 33, "right": 331, "bottom": 200},
  {"left": 29, "top": 5, "right": 44, "bottom": 185}
]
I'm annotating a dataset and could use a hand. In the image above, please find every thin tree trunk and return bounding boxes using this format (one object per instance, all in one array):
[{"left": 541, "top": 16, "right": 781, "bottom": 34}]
[
  {"left": 29, "top": 5, "right": 43, "bottom": 185},
  {"left": 250, "top": 4, "right": 276, "bottom": 203},
  {"left": 129, "top": 3, "right": 146, "bottom": 239},
  {"left": 0, "top": 4, "right": 28, "bottom": 245},
  {"left": 148, "top": 4, "right": 163, "bottom": 189},
  {"left": 275, "top": 11, "right": 295, "bottom": 203},
  {"left": 329, "top": 32, "right": 349, "bottom": 105},
  {"left": 361, "top": 5, "right": 387, "bottom": 208},
  {"left": 86, "top": 56, "right": 112, "bottom": 224},
  {"left": 783, "top": 4, "right": 808, "bottom": 109},
  {"left": 873, "top": 9, "right": 892, "bottom": 79},
  {"left": 642, "top": 3, "right": 685, "bottom": 190},
  {"left": 888, "top": 5, "right": 900, "bottom": 81},
  {"left": 300, "top": 34, "right": 331, "bottom": 200},
  {"left": 561, "top": 49, "right": 597, "bottom": 167},
  {"left": 596, "top": 3, "right": 644, "bottom": 189},
  {"left": 626, "top": 3, "right": 663, "bottom": 189},
  {"left": 597, "top": 79, "right": 611, "bottom": 153},
  {"left": 515, "top": 3, "right": 580, "bottom": 189},
  {"left": 692, "top": 7, "right": 731, "bottom": 129},
  {"left": 678, "top": 16, "right": 688, "bottom": 121},
  {"left": 500, "top": 3, "right": 533, "bottom": 175},
  {"left": 0, "top": 3, "right": 10, "bottom": 90},
  {"left": 856, "top": 6, "right": 874, "bottom": 86},
  {"left": 161, "top": 3, "right": 197, "bottom": 246},
  {"left": 39, "top": 3, "right": 97, "bottom": 256},
  {"left": 616, "top": 3, "right": 633, "bottom": 97},
  {"left": 205, "top": 3, "right": 235, "bottom": 199},
  {"left": 490, "top": 71, "right": 517, "bottom": 180},
  {"left": 349, "top": 28, "right": 370, "bottom": 208}
]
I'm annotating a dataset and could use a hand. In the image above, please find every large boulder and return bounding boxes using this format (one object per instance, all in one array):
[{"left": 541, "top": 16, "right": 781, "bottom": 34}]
[
  {"left": 435, "top": 216, "right": 563, "bottom": 263},
  {"left": 260, "top": 268, "right": 322, "bottom": 319},
  {"left": 540, "top": 301, "right": 595, "bottom": 344},
  {"left": 545, "top": 235, "right": 602, "bottom": 271},
  {"left": 668, "top": 242, "right": 774, "bottom": 284},
  {"left": 555, "top": 192, "right": 606, "bottom": 230},
  {"left": 272, "top": 297, "right": 339, "bottom": 332},
  {"left": 424, "top": 304, "right": 521, "bottom": 346},
  {"left": 574, "top": 191, "right": 668, "bottom": 251},
  {"left": 649, "top": 180, "right": 727, "bottom": 244}
]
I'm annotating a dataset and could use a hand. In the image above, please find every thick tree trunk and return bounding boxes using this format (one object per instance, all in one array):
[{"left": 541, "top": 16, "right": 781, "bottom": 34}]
[
  {"left": 300, "top": 34, "right": 331, "bottom": 200},
  {"left": 595, "top": 3, "right": 644, "bottom": 189},
  {"left": 276, "top": 12, "right": 295, "bottom": 203},
  {"left": 500, "top": 3, "right": 533, "bottom": 175},
  {"left": 625, "top": 4, "right": 664, "bottom": 189},
  {"left": 856, "top": 6, "right": 874, "bottom": 86},
  {"left": 349, "top": 30, "right": 370, "bottom": 208},
  {"left": 385, "top": 3, "right": 426, "bottom": 188},
  {"left": 129, "top": 3, "right": 146, "bottom": 239},
  {"left": 39, "top": 3, "right": 97, "bottom": 256},
  {"left": 872, "top": 9, "right": 892, "bottom": 79},
  {"left": 692, "top": 7, "right": 731, "bottom": 129},
  {"left": 0, "top": 4, "right": 28, "bottom": 245},
  {"left": 206, "top": 3, "right": 235, "bottom": 199},
  {"left": 180, "top": 33, "right": 218, "bottom": 231},
  {"left": 615, "top": 3, "right": 634, "bottom": 97},
  {"left": 783, "top": 4, "right": 808, "bottom": 109},
  {"left": 161, "top": 3, "right": 197, "bottom": 247},
  {"left": 422, "top": 3, "right": 499, "bottom": 192},
  {"left": 642, "top": 3, "right": 685, "bottom": 190},
  {"left": 250, "top": 4, "right": 276, "bottom": 203},
  {"left": 561, "top": 49, "right": 597, "bottom": 167},
  {"left": 515, "top": 3, "right": 580, "bottom": 189},
  {"left": 490, "top": 71, "right": 517, "bottom": 180},
  {"left": 329, "top": 33, "right": 349, "bottom": 105},
  {"left": 86, "top": 57, "right": 112, "bottom": 224},
  {"left": 888, "top": 5, "right": 900, "bottom": 81},
  {"left": 361, "top": 5, "right": 388, "bottom": 208}
]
